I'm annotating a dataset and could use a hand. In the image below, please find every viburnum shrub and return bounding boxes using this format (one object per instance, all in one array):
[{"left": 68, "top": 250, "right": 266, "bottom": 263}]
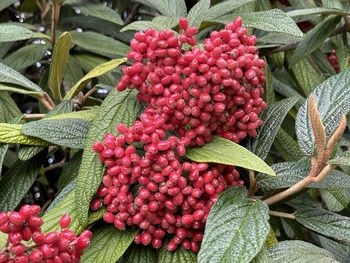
[
  {"left": 91, "top": 17, "right": 266, "bottom": 252},
  {"left": 0, "top": 205, "right": 91, "bottom": 262},
  {"left": 2, "top": 0, "right": 350, "bottom": 262}
]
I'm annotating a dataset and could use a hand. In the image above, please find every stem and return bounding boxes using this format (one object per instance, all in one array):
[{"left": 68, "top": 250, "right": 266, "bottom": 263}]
[
  {"left": 24, "top": 113, "right": 46, "bottom": 120},
  {"left": 248, "top": 170, "right": 257, "bottom": 196},
  {"left": 269, "top": 210, "right": 296, "bottom": 219},
  {"left": 50, "top": 2, "right": 61, "bottom": 44},
  {"left": 40, "top": 96, "right": 54, "bottom": 111}
]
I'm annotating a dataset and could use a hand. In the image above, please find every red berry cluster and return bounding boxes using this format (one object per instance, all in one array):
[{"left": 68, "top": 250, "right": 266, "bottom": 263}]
[
  {"left": 91, "top": 17, "right": 266, "bottom": 253},
  {"left": 327, "top": 49, "right": 340, "bottom": 73},
  {"left": 0, "top": 205, "right": 91, "bottom": 263}
]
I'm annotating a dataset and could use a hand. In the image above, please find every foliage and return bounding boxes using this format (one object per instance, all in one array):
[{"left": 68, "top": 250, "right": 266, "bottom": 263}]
[{"left": 1, "top": 0, "right": 350, "bottom": 262}]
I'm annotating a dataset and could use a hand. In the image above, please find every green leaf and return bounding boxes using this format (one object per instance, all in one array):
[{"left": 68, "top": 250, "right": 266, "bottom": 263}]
[
  {"left": 212, "top": 9, "right": 303, "bottom": 38},
  {"left": 122, "top": 20, "right": 175, "bottom": 32},
  {"left": 0, "top": 144, "right": 9, "bottom": 175},
  {"left": 272, "top": 78, "right": 305, "bottom": 108},
  {"left": 81, "top": 225, "right": 137, "bottom": 263},
  {"left": 22, "top": 118, "right": 90, "bottom": 149},
  {"left": 2, "top": 43, "right": 49, "bottom": 71},
  {"left": 287, "top": 8, "right": 347, "bottom": 19},
  {"left": 0, "top": 83, "right": 43, "bottom": 99},
  {"left": 0, "top": 62, "right": 43, "bottom": 93},
  {"left": 0, "top": 123, "right": 49, "bottom": 146},
  {"left": 257, "top": 161, "right": 350, "bottom": 190},
  {"left": 124, "top": 245, "right": 157, "bottom": 263},
  {"left": 45, "top": 100, "right": 74, "bottom": 117},
  {"left": 274, "top": 129, "right": 304, "bottom": 161},
  {"left": 58, "top": 151, "right": 82, "bottom": 189},
  {"left": 70, "top": 31, "right": 130, "bottom": 58},
  {"left": 75, "top": 4, "right": 124, "bottom": 25},
  {"left": 64, "top": 57, "right": 127, "bottom": 100},
  {"left": 268, "top": 240, "right": 337, "bottom": 262},
  {"left": 199, "top": 187, "right": 270, "bottom": 263},
  {"left": 289, "top": 57, "right": 325, "bottom": 96},
  {"left": 318, "top": 235, "right": 350, "bottom": 262},
  {"left": 0, "top": 0, "right": 17, "bottom": 11},
  {"left": 207, "top": 0, "right": 255, "bottom": 20},
  {"left": 0, "top": 155, "right": 42, "bottom": 211},
  {"left": 46, "top": 107, "right": 99, "bottom": 122},
  {"left": 0, "top": 92, "right": 21, "bottom": 123},
  {"left": 159, "top": 246, "right": 197, "bottom": 263},
  {"left": 296, "top": 205, "right": 350, "bottom": 245},
  {"left": 187, "top": 0, "right": 210, "bottom": 28},
  {"left": 296, "top": 69, "right": 350, "bottom": 155},
  {"left": 75, "top": 89, "right": 142, "bottom": 225},
  {"left": 49, "top": 32, "right": 72, "bottom": 102},
  {"left": 320, "top": 188, "right": 350, "bottom": 212},
  {"left": 63, "top": 55, "right": 84, "bottom": 89},
  {"left": 251, "top": 97, "right": 299, "bottom": 160},
  {"left": 251, "top": 247, "right": 270, "bottom": 263},
  {"left": 0, "top": 24, "right": 49, "bottom": 42},
  {"left": 290, "top": 16, "right": 341, "bottom": 65},
  {"left": 264, "top": 64, "right": 275, "bottom": 105},
  {"left": 186, "top": 136, "right": 275, "bottom": 176},
  {"left": 328, "top": 151, "right": 350, "bottom": 166},
  {"left": 18, "top": 146, "right": 45, "bottom": 161},
  {"left": 133, "top": 0, "right": 187, "bottom": 18}
]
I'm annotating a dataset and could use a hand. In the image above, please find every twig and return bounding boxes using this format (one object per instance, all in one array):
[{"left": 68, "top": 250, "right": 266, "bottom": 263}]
[
  {"left": 50, "top": 2, "right": 61, "bottom": 43},
  {"left": 248, "top": 170, "right": 257, "bottom": 196},
  {"left": 40, "top": 96, "right": 54, "bottom": 111},
  {"left": 44, "top": 159, "right": 65, "bottom": 172},
  {"left": 269, "top": 210, "right": 296, "bottom": 219},
  {"left": 24, "top": 113, "right": 46, "bottom": 120}
]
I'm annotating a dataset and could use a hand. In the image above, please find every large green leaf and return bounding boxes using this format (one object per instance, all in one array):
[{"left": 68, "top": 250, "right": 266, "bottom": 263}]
[
  {"left": 133, "top": 0, "right": 187, "bottom": 18},
  {"left": 296, "top": 69, "right": 350, "bottom": 155},
  {"left": 257, "top": 161, "right": 350, "bottom": 190},
  {"left": 328, "top": 151, "right": 350, "bottom": 166},
  {"left": 81, "top": 225, "right": 137, "bottom": 263},
  {"left": 22, "top": 118, "right": 90, "bottom": 149},
  {"left": 49, "top": 32, "right": 72, "bottom": 102},
  {"left": 75, "top": 4, "right": 124, "bottom": 25},
  {"left": 0, "top": 83, "right": 43, "bottom": 99},
  {"left": 58, "top": 151, "right": 82, "bottom": 189},
  {"left": 290, "top": 16, "right": 341, "bottom": 65},
  {"left": 287, "top": 7, "right": 347, "bottom": 19},
  {"left": 0, "top": 92, "right": 21, "bottom": 123},
  {"left": 0, "top": 155, "right": 42, "bottom": 211},
  {"left": 212, "top": 9, "right": 303, "bottom": 38},
  {"left": 121, "top": 18, "right": 178, "bottom": 32},
  {"left": 159, "top": 246, "right": 197, "bottom": 263},
  {"left": 124, "top": 245, "right": 158, "bottom": 263},
  {"left": 320, "top": 188, "right": 350, "bottom": 212},
  {"left": 63, "top": 55, "right": 84, "bottom": 88},
  {"left": 186, "top": 0, "right": 210, "bottom": 28},
  {"left": 251, "top": 97, "right": 299, "bottom": 160},
  {"left": 70, "top": 31, "right": 130, "bottom": 58},
  {"left": 64, "top": 57, "right": 126, "bottom": 99},
  {"left": 268, "top": 240, "right": 337, "bottom": 262},
  {"left": 18, "top": 146, "right": 45, "bottom": 161},
  {"left": 318, "top": 235, "right": 350, "bottom": 262},
  {"left": 0, "top": 24, "right": 49, "bottom": 42},
  {"left": 296, "top": 206, "right": 350, "bottom": 244},
  {"left": 198, "top": 187, "right": 270, "bottom": 263},
  {"left": 75, "top": 89, "right": 142, "bottom": 225},
  {"left": 0, "top": 62, "right": 43, "bottom": 93},
  {"left": 2, "top": 43, "right": 49, "bottom": 71},
  {"left": 0, "top": 0, "right": 17, "bottom": 11},
  {"left": 186, "top": 136, "right": 275, "bottom": 176},
  {"left": 273, "top": 129, "right": 304, "bottom": 162},
  {"left": 0, "top": 123, "right": 49, "bottom": 146},
  {"left": 206, "top": 0, "right": 255, "bottom": 20}
]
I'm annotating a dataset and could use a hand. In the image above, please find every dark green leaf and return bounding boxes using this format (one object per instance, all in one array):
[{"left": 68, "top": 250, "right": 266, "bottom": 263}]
[
  {"left": 320, "top": 188, "right": 350, "bottom": 212},
  {"left": 75, "top": 89, "right": 142, "bottom": 225},
  {"left": 268, "top": 240, "right": 337, "bottom": 262},
  {"left": 58, "top": 151, "right": 82, "bottom": 189},
  {"left": 274, "top": 129, "right": 305, "bottom": 161},
  {"left": 0, "top": 155, "right": 42, "bottom": 211},
  {"left": 287, "top": 7, "right": 347, "bottom": 19},
  {"left": 328, "top": 151, "right": 350, "bottom": 166},
  {"left": 251, "top": 97, "right": 299, "bottom": 160},
  {"left": 63, "top": 56, "right": 84, "bottom": 89},
  {"left": 18, "top": 146, "right": 45, "bottom": 161},
  {"left": 318, "top": 235, "right": 350, "bottom": 262},
  {"left": 159, "top": 246, "right": 196, "bottom": 263},
  {"left": 0, "top": 0, "right": 17, "bottom": 11},
  {"left": 45, "top": 100, "right": 73, "bottom": 117},
  {"left": 22, "top": 118, "right": 90, "bottom": 149},
  {"left": 296, "top": 69, "right": 350, "bottom": 155},
  {"left": 124, "top": 245, "right": 157, "bottom": 263},
  {"left": 264, "top": 64, "right": 275, "bottom": 105},
  {"left": 187, "top": 0, "right": 210, "bottom": 28},
  {"left": 133, "top": 0, "right": 187, "bottom": 18},
  {"left": 0, "top": 83, "right": 43, "bottom": 99},
  {"left": 207, "top": 0, "right": 255, "bottom": 20},
  {"left": 81, "top": 225, "right": 137, "bottom": 263},
  {"left": 296, "top": 205, "right": 350, "bottom": 245},
  {"left": 0, "top": 91, "right": 21, "bottom": 123},
  {"left": 0, "top": 24, "right": 49, "bottom": 42},
  {"left": 251, "top": 247, "right": 270, "bottom": 263},
  {"left": 2, "top": 43, "right": 49, "bottom": 71},
  {"left": 75, "top": 4, "right": 124, "bottom": 25},
  {"left": 198, "top": 187, "right": 269, "bottom": 263},
  {"left": 122, "top": 17, "right": 178, "bottom": 32},
  {"left": 0, "top": 144, "right": 9, "bottom": 175},
  {"left": 49, "top": 32, "right": 72, "bottom": 102},
  {"left": 272, "top": 78, "right": 305, "bottom": 108},
  {"left": 186, "top": 136, "right": 275, "bottom": 176}
]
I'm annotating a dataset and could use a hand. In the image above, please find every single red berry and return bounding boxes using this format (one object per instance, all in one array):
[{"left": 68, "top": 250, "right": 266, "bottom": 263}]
[{"left": 59, "top": 214, "right": 71, "bottom": 229}]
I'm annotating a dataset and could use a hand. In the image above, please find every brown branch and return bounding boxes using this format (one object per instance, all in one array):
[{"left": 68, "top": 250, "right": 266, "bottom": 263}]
[
  {"left": 269, "top": 210, "right": 296, "bottom": 219},
  {"left": 248, "top": 170, "right": 257, "bottom": 196},
  {"left": 50, "top": 2, "right": 61, "bottom": 43},
  {"left": 40, "top": 96, "right": 54, "bottom": 111},
  {"left": 24, "top": 113, "right": 46, "bottom": 120}
]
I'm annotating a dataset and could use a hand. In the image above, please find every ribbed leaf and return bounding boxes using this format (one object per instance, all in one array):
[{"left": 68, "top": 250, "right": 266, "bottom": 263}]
[
  {"left": 159, "top": 246, "right": 196, "bottom": 263},
  {"left": 328, "top": 151, "right": 350, "bottom": 166},
  {"left": 0, "top": 62, "right": 43, "bottom": 92},
  {"left": 296, "top": 206, "right": 350, "bottom": 244},
  {"left": 318, "top": 235, "right": 350, "bottom": 262},
  {"left": 64, "top": 57, "right": 126, "bottom": 100},
  {"left": 58, "top": 151, "right": 82, "bottom": 189},
  {"left": 0, "top": 145, "right": 8, "bottom": 175},
  {"left": 251, "top": 97, "right": 299, "bottom": 160},
  {"left": 124, "top": 245, "right": 157, "bottom": 263},
  {"left": 2, "top": 43, "right": 49, "bottom": 71},
  {"left": 296, "top": 69, "right": 350, "bottom": 155},
  {"left": 274, "top": 129, "right": 304, "bottom": 161},
  {"left": 0, "top": 155, "right": 42, "bottom": 211},
  {"left": 49, "top": 32, "right": 72, "bottom": 102},
  {"left": 81, "top": 225, "right": 137, "bottom": 263},
  {"left": 133, "top": 0, "right": 187, "bottom": 18},
  {"left": 320, "top": 188, "right": 350, "bottom": 212},
  {"left": 257, "top": 161, "right": 350, "bottom": 190},
  {"left": 0, "top": 0, "right": 17, "bottom": 11},
  {"left": 199, "top": 187, "right": 269, "bottom": 263},
  {"left": 18, "top": 146, "right": 45, "bottom": 161},
  {"left": 287, "top": 7, "right": 347, "bottom": 19},
  {"left": 187, "top": 0, "right": 210, "bottom": 28},
  {"left": 70, "top": 31, "right": 130, "bottom": 58},
  {"left": 22, "top": 118, "right": 90, "bottom": 149},
  {"left": 290, "top": 16, "right": 341, "bottom": 65},
  {"left": 76, "top": 89, "right": 142, "bottom": 225},
  {"left": 0, "top": 83, "right": 43, "bottom": 99},
  {"left": 268, "top": 241, "right": 337, "bottom": 262},
  {"left": 0, "top": 123, "right": 49, "bottom": 146},
  {"left": 122, "top": 19, "right": 177, "bottom": 32},
  {"left": 0, "top": 92, "right": 21, "bottom": 123},
  {"left": 212, "top": 9, "right": 303, "bottom": 37},
  {"left": 186, "top": 136, "right": 275, "bottom": 176},
  {"left": 0, "top": 24, "right": 48, "bottom": 42},
  {"left": 63, "top": 56, "right": 84, "bottom": 88},
  {"left": 75, "top": 4, "right": 124, "bottom": 25},
  {"left": 207, "top": 0, "right": 255, "bottom": 20},
  {"left": 46, "top": 108, "right": 99, "bottom": 122}
]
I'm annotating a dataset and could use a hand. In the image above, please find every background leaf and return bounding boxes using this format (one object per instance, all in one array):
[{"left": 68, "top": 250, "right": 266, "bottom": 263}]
[
  {"left": 124, "top": 245, "right": 158, "bottom": 263},
  {"left": 159, "top": 246, "right": 197, "bottom": 263},
  {"left": 0, "top": 24, "right": 48, "bottom": 42},
  {"left": 75, "top": 4, "right": 124, "bottom": 25},
  {"left": 186, "top": 0, "right": 210, "bottom": 29},
  {"left": 207, "top": 0, "right": 255, "bottom": 20},
  {"left": 133, "top": 0, "right": 187, "bottom": 18}
]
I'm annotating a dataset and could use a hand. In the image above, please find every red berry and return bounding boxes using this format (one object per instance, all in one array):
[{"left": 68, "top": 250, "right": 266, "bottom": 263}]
[{"left": 59, "top": 214, "right": 71, "bottom": 229}]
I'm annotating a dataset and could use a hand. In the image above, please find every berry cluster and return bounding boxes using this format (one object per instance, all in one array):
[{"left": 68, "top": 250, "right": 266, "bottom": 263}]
[
  {"left": 91, "top": 17, "right": 266, "bottom": 252},
  {"left": 0, "top": 205, "right": 91, "bottom": 263},
  {"left": 327, "top": 49, "right": 340, "bottom": 73}
]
